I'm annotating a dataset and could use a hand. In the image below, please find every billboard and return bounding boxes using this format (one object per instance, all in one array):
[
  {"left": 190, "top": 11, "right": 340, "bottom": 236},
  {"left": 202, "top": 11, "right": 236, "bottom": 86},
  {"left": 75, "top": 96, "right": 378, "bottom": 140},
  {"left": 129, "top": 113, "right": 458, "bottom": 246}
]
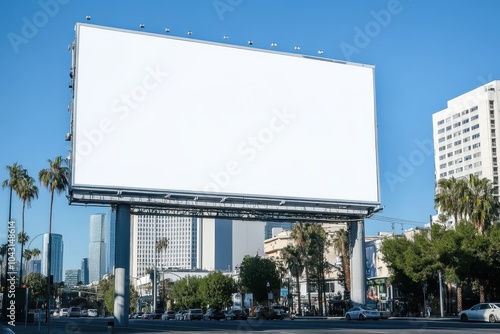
[{"left": 70, "top": 24, "right": 379, "bottom": 209}]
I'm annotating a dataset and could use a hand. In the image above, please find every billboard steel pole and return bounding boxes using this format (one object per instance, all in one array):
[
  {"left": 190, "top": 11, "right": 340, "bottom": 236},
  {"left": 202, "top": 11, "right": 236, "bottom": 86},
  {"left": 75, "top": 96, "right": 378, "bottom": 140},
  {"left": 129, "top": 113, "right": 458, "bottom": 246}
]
[{"left": 114, "top": 204, "right": 131, "bottom": 326}]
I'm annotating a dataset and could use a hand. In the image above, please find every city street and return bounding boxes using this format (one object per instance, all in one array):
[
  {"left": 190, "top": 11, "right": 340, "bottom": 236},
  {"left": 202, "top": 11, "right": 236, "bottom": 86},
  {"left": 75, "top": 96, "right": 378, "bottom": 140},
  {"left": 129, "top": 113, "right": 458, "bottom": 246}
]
[{"left": 3, "top": 316, "right": 500, "bottom": 334}]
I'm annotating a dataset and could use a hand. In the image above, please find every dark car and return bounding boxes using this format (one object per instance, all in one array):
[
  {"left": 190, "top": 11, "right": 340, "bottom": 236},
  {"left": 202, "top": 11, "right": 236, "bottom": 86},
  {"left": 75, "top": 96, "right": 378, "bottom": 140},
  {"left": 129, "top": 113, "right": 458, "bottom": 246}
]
[
  {"left": 226, "top": 309, "right": 248, "bottom": 320},
  {"left": 204, "top": 309, "right": 226, "bottom": 321},
  {"left": 186, "top": 309, "right": 203, "bottom": 321},
  {"left": 161, "top": 310, "right": 176, "bottom": 320},
  {"left": 152, "top": 311, "right": 163, "bottom": 319}
]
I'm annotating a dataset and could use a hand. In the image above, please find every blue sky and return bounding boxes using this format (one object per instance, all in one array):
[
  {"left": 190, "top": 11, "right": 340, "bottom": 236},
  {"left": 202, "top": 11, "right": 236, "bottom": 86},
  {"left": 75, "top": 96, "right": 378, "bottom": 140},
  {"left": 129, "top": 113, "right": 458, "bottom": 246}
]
[{"left": 1, "top": 0, "right": 500, "bottom": 273}]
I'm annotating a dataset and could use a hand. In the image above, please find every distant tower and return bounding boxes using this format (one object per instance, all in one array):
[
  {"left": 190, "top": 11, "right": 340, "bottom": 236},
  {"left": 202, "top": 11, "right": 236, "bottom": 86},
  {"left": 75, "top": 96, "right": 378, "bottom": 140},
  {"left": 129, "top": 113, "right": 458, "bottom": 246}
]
[
  {"left": 41, "top": 233, "right": 64, "bottom": 283},
  {"left": 107, "top": 207, "right": 116, "bottom": 274},
  {"left": 89, "top": 214, "right": 107, "bottom": 282},
  {"left": 65, "top": 269, "right": 81, "bottom": 287},
  {"left": 81, "top": 258, "right": 89, "bottom": 285}
]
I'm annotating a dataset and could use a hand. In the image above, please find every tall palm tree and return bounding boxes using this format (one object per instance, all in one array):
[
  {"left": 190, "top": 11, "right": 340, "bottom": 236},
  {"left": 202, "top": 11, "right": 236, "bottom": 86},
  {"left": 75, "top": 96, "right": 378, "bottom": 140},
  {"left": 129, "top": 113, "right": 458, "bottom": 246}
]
[
  {"left": 23, "top": 249, "right": 33, "bottom": 276},
  {"left": 38, "top": 156, "right": 69, "bottom": 326},
  {"left": 291, "top": 222, "right": 312, "bottom": 311},
  {"left": 2, "top": 163, "right": 26, "bottom": 221},
  {"left": 281, "top": 244, "right": 304, "bottom": 315},
  {"left": 16, "top": 173, "right": 39, "bottom": 286},
  {"left": 434, "top": 176, "right": 467, "bottom": 225},
  {"left": 331, "top": 227, "right": 351, "bottom": 292},
  {"left": 464, "top": 174, "right": 495, "bottom": 236}
]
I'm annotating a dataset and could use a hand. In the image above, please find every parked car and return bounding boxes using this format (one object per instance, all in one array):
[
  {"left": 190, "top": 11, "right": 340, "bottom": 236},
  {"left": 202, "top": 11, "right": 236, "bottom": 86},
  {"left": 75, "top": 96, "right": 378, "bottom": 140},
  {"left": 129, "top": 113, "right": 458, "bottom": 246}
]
[
  {"left": 161, "top": 310, "right": 176, "bottom": 320},
  {"left": 133, "top": 312, "right": 144, "bottom": 319},
  {"left": 204, "top": 309, "right": 226, "bottom": 321},
  {"left": 142, "top": 312, "right": 152, "bottom": 319},
  {"left": 68, "top": 307, "right": 82, "bottom": 318},
  {"left": 175, "top": 310, "right": 187, "bottom": 320},
  {"left": 88, "top": 309, "right": 98, "bottom": 317},
  {"left": 226, "top": 309, "right": 248, "bottom": 320},
  {"left": 80, "top": 309, "right": 88, "bottom": 317},
  {"left": 255, "top": 306, "right": 281, "bottom": 320},
  {"left": 152, "top": 311, "right": 163, "bottom": 319},
  {"left": 186, "top": 309, "right": 203, "bottom": 321},
  {"left": 345, "top": 306, "right": 380, "bottom": 321},
  {"left": 60, "top": 308, "right": 68, "bottom": 317},
  {"left": 459, "top": 303, "right": 500, "bottom": 323}
]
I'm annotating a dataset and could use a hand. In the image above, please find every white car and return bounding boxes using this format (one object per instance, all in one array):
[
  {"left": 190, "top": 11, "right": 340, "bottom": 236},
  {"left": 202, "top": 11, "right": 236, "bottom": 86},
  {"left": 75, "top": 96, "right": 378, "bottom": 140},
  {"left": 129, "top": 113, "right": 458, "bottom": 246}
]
[
  {"left": 88, "top": 309, "right": 98, "bottom": 317},
  {"left": 459, "top": 303, "right": 500, "bottom": 323},
  {"left": 345, "top": 306, "right": 380, "bottom": 320},
  {"left": 60, "top": 308, "right": 68, "bottom": 317}
]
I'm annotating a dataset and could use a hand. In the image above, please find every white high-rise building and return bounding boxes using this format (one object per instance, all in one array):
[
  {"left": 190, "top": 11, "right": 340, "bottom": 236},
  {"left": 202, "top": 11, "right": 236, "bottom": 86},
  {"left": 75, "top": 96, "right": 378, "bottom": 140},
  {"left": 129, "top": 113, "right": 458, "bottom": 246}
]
[
  {"left": 89, "top": 214, "right": 107, "bottom": 283},
  {"left": 130, "top": 215, "right": 200, "bottom": 279},
  {"left": 432, "top": 80, "right": 500, "bottom": 224}
]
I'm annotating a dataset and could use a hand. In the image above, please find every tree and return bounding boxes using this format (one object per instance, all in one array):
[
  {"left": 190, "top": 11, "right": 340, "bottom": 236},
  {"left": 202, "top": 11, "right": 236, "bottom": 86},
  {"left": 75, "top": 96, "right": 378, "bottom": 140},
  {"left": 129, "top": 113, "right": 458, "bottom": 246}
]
[
  {"left": 23, "top": 249, "right": 32, "bottom": 276},
  {"left": 239, "top": 255, "right": 280, "bottom": 304},
  {"left": 16, "top": 172, "right": 38, "bottom": 286},
  {"left": 2, "top": 163, "right": 26, "bottom": 221},
  {"left": 23, "top": 273, "right": 47, "bottom": 309},
  {"left": 281, "top": 244, "right": 304, "bottom": 315},
  {"left": 331, "top": 228, "right": 351, "bottom": 292},
  {"left": 434, "top": 176, "right": 467, "bottom": 225},
  {"left": 463, "top": 174, "right": 496, "bottom": 236},
  {"left": 291, "top": 222, "right": 312, "bottom": 310},
  {"left": 306, "top": 224, "right": 330, "bottom": 315},
  {"left": 38, "top": 156, "right": 69, "bottom": 319},
  {"left": 199, "top": 271, "right": 235, "bottom": 309}
]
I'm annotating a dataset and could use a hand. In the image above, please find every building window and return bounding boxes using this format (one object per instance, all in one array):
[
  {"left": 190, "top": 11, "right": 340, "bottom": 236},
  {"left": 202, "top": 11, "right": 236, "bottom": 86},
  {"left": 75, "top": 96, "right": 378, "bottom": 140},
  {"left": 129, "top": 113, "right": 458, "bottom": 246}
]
[
  {"left": 490, "top": 100, "right": 494, "bottom": 109},
  {"left": 453, "top": 131, "right": 461, "bottom": 137},
  {"left": 473, "top": 152, "right": 481, "bottom": 158},
  {"left": 453, "top": 122, "right": 461, "bottom": 128},
  {"left": 463, "top": 128, "right": 470, "bottom": 134},
  {"left": 447, "top": 143, "right": 453, "bottom": 149},
  {"left": 440, "top": 163, "right": 446, "bottom": 169},
  {"left": 474, "top": 161, "right": 482, "bottom": 167},
  {"left": 437, "top": 119, "right": 445, "bottom": 125},
  {"left": 465, "top": 155, "right": 472, "bottom": 161},
  {"left": 440, "top": 172, "right": 447, "bottom": 177},
  {"left": 438, "top": 128, "right": 445, "bottom": 134},
  {"left": 449, "top": 170, "right": 455, "bottom": 175},
  {"left": 470, "top": 106, "right": 478, "bottom": 112},
  {"left": 454, "top": 140, "right": 462, "bottom": 146},
  {"left": 439, "top": 146, "right": 446, "bottom": 151},
  {"left": 446, "top": 125, "right": 452, "bottom": 131},
  {"left": 464, "top": 136, "right": 471, "bottom": 143},
  {"left": 471, "top": 115, "right": 479, "bottom": 121},
  {"left": 472, "top": 133, "right": 480, "bottom": 140},
  {"left": 447, "top": 152, "right": 453, "bottom": 158},
  {"left": 456, "top": 167, "right": 463, "bottom": 173},
  {"left": 448, "top": 161, "right": 453, "bottom": 166},
  {"left": 463, "top": 118, "right": 469, "bottom": 124},
  {"left": 453, "top": 113, "right": 461, "bottom": 119},
  {"left": 455, "top": 158, "right": 462, "bottom": 164},
  {"left": 455, "top": 149, "right": 462, "bottom": 154},
  {"left": 471, "top": 124, "right": 479, "bottom": 130},
  {"left": 447, "top": 135, "right": 452, "bottom": 140},
  {"left": 446, "top": 117, "right": 451, "bottom": 123},
  {"left": 462, "top": 109, "right": 469, "bottom": 116}
]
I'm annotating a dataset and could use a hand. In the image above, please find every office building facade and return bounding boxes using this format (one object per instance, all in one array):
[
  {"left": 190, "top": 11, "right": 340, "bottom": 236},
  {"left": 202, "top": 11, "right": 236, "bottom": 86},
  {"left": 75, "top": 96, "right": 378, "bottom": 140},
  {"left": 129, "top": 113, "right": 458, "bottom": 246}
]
[
  {"left": 65, "top": 269, "right": 81, "bottom": 287},
  {"left": 433, "top": 81, "right": 500, "bottom": 224},
  {"left": 89, "top": 214, "right": 107, "bottom": 283},
  {"left": 41, "top": 233, "right": 64, "bottom": 283},
  {"left": 81, "top": 258, "right": 89, "bottom": 285}
]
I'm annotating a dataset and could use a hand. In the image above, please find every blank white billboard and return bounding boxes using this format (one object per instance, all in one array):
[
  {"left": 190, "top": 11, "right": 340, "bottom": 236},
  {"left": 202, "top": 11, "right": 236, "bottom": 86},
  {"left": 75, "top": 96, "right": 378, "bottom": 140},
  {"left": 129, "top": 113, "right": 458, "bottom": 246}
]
[{"left": 71, "top": 24, "right": 379, "bottom": 204}]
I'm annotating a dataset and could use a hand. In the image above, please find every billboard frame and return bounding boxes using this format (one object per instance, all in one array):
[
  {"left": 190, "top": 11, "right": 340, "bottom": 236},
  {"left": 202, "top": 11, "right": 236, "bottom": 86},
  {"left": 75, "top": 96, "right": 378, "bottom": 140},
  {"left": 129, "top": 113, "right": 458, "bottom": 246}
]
[{"left": 67, "top": 23, "right": 381, "bottom": 221}]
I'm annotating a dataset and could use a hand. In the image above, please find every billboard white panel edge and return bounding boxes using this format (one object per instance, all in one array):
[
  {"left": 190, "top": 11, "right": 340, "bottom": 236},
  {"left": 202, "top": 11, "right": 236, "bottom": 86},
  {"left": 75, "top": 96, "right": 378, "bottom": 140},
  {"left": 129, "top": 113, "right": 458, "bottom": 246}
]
[{"left": 71, "top": 24, "right": 380, "bottom": 204}]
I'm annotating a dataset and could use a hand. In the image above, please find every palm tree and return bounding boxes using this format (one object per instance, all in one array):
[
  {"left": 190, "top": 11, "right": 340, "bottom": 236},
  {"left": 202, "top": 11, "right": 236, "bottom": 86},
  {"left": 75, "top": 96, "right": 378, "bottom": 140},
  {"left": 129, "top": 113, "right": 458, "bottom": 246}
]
[
  {"left": 23, "top": 249, "right": 33, "bottom": 276},
  {"left": 434, "top": 176, "right": 467, "bottom": 226},
  {"left": 281, "top": 244, "right": 304, "bottom": 315},
  {"left": 463, "top": 174, "right": 495, "bottom": 236},
  {"left": 2, "top": 163, "right": 26, "bottom": 221},
  {"left": 291, "top": 222, "right": 312, "bottom": 311},
  {"left": 38, "top": 156, "right": 69, "bottom": 325},
  {"left": 16, "top": 173, "right": 39, "bottom": 286},
  {"left": 331, "top": 228, "right": 351, "bottom": 292}
]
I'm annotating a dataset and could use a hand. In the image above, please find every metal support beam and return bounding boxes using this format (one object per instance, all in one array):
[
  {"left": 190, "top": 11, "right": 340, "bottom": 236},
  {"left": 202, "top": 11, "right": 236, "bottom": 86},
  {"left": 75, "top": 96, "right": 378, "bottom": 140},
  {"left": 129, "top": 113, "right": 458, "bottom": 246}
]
[
  {"left": 350, "top": 220, "right": 366, "bottom": 306},
  {"left": 114, "top": 204, "right": 130, "bottom": 326}
]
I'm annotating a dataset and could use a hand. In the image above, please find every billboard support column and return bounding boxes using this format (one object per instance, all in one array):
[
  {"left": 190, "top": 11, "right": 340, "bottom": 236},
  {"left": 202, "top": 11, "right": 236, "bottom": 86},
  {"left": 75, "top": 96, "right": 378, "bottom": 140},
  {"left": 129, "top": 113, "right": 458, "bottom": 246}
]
[
  {"left": 350, "top": 220, "right": 366, "bottom": 306},
  {"left": 114, "top": 204, "right": 130, "bottom": 326}
]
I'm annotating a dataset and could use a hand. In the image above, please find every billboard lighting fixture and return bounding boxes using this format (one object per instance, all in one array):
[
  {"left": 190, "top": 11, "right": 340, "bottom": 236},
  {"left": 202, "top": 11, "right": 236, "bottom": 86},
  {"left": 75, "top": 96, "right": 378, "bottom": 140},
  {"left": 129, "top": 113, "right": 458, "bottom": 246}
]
[
  {"left": 294, "top": 46, "right": 301, "bottom": 51},
  {"left": 193, "top": 196, "right": 198, "bottom": 201},
  {"left": 220, "top": 197, "right": 227, "bottom": 203},
  {"left": 65, "top": 133, "right": 72, "bottom": 141},
  {"left": 117, "top": 190, "right": 123, "bottom": 197},
  {"left": 247, "top": 40, "right": 253, "bottom": 45},
  {"left": 68, "top": 82, "right": 73, "bottom": 89},
  {"left": 187, "top": 31, "right": 193, "bottom": 36},
  {"left": 139, "top": 24, "right": 145, "bottom": 28},
  {"left": 279, "top": 201, "right": 286, "bottom": 206},
  {"left": 223, "top": 36, "right": 229, "bottom": 40},
  {"left": 317, "top": 50, "right": 324, "bottom": 55},
  {"left": 164, "top": 194, "right": 171, "bottom": 199},
  {"left": 270, "top": 42, "right": 277, "bottom": 47},
  {"left": 86, "top": 16, "right": 91, "bottom": 20},
  {"left": 165, "top": 28, "right": 170, "bottom": 33}
]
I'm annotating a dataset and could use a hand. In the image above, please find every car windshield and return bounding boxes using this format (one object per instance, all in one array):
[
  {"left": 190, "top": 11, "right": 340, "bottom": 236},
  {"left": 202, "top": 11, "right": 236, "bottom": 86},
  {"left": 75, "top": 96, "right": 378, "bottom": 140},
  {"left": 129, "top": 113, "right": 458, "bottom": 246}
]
[{"left": 494, "top": 303, "right": 500, "bottom": 308}]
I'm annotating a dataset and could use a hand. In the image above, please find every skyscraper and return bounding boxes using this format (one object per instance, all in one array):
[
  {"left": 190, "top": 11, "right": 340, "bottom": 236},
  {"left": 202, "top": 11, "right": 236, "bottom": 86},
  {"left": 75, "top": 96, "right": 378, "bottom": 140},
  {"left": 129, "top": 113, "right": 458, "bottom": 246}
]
[
  {"left": 81, "top": 258, "right": 89, "bottom": 285},
  {"left": 107, "top": 207, "right": 116, "bottom": 274},
  {"left": 432, "top": 80, "right": 500, "bottom": 225},
  {"left": 41, "top": 233, "right": 63, "bottom": 283},
  {"left": 65, "top": 269, "right": 81, "bottom": 287},
  {"left": 89, "top": 214, "right": 107, "bottom": 283}
]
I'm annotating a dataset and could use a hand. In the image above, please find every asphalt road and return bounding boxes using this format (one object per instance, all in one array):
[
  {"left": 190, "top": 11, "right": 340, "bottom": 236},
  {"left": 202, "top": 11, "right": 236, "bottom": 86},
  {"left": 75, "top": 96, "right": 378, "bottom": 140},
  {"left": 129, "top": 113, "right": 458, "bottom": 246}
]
[{"left": 3, "top": 316, "right": 500, "bottom": 334}]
